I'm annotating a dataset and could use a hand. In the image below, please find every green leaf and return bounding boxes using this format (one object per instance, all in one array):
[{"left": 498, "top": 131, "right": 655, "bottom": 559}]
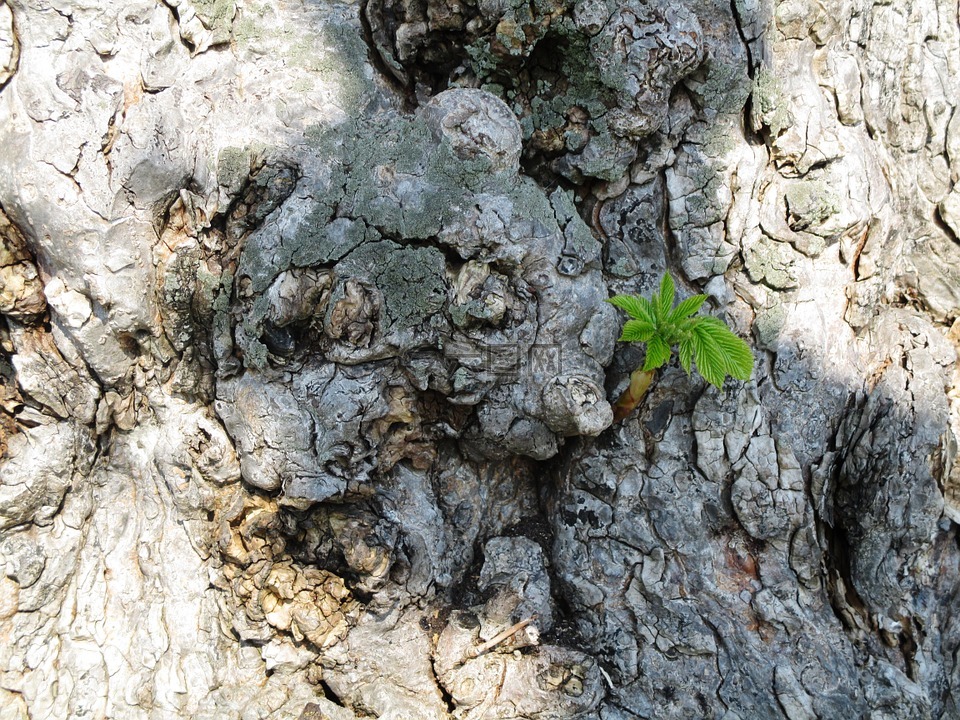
[
  {"left": 690, "top": 317, "right": 754, "bottom": 387},
  {"left": 669, "top": 294, "right": 708, "bottom": 324},
  {"left": 607, "top": 295, "right": 656, "bottom": 324},
  {"left": 642, "top": 333, "right": 672, "bottom": 372},
  {"left": 607, "top": 274, "right": 753, "bottom": 391},
  {"left": 619, "top": 319, "right": 656, "bottom": 342},
  {"left": 690, "top": 321, "right": 727, "bottom": 387},
  {"left": 656, "top": 273, "right": 676, "bottom": 321},
  {"left": 696, "top": 317, "right": 754, "bottom": 380},
  {"left": 678, "top": 336, "right": 694, "bottom": 375}
]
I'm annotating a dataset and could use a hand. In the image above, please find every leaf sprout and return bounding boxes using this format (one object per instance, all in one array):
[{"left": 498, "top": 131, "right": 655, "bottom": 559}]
[{"left": 607, "top": 273, "right": 753, "bottom": 420}]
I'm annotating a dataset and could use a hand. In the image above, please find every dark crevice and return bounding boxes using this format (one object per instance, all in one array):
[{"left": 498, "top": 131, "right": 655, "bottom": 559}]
[
  {"left": 604, "top": 698, "right": 648, "bottom": 718},
  {"left": 933, "top": 203, "right": 960, "bottom": 247},
  {"left": 729, "top": 0, "right": 765, "bottom": 148},
  {"left": 536, "top": 436, "right": 602, "bottom": 657},
  {"left": 358, "top": 0, "right": 417, "bottom": 111},
  {"left": 541, "top": 583, "right": 590, "bottom": 653},
  {"left": 811, "top": 396, "right": 873, "bottom": 637},
  {"left": 729, "top": 0, "right": 755, "bottom": 80},
  {"left": 318, "top": 678, "right": 347, "bottom": 708},
  {"left": 899, "top": 616, "right": 918, "bottom": 681},
  {"left": 659, "top": 166, "right": 686, "bottom": 289},
  {"left": 431, "top": 655, "right": 457, "bottom": 713},
  {"left": 0, "top": 1, "right": 20, "bottom": 93},
  {"left": 448, "top": 538, "right": 494, "bottom": 610},
  {"left": 359, "top": 0, "right": 479, "bottom": 102},
  {"left": 161, "top": 1, "right": 196, "bottom": 54}
]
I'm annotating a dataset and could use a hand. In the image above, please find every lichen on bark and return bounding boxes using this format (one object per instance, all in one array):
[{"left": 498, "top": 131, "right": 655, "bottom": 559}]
[{"left": 1, "top": 0, "right": 959, "bottom": 717}]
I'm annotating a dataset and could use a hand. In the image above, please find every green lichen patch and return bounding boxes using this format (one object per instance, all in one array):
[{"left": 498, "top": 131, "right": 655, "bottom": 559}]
[
  {"left": 289, "top": 26, "right": 374, "bottom": 116},
  {"left": 784, "top": 180, "right": 839, "bottom": 232},
  {"left": 303, "top": 111, "right": 520, "bottom": 245},
  {"left": 684, "top": 59, "right": 752, "bottom": 116},
  {"left": 744, "top": 236, "right": 801, "bottom": 290},
  {"left": 232, "top": 3, "right": 274, "bottom": 51},
  {"left": 754, "top": 299, "right": 788, "bottom": 350},
  {"left": 291, "top": 216, "right": 374, "bottom": 269},
  {"left": 550, "top": 188, "right": 600, "bottom": 263},
  {"left": 217, "top": 147, "right": 252, "bottom": 193},
  {"left": 242, "top": 337, "right": 270, "bottom": 369},
  {"left": 751, "top": 68, "right": 792, "bottom": 137},
  {"left": 338, "top": 240, "right": 448, "bottom": 332},
  {"left": 194, "top": 0, "right": 236, "bottom": 26},
  {"left": 694, "top": 121, "right": 739, "bottom": 161}
]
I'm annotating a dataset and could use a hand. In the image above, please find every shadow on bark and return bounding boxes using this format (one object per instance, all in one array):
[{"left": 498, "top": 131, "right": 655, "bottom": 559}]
[{"left": 0, "top": 0, "right": 959, "bottom": 718}]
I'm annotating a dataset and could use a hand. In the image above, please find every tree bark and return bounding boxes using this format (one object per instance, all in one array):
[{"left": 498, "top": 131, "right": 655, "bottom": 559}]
[{"left": 0, "top": 0, "right": 958, "bottom": 717}]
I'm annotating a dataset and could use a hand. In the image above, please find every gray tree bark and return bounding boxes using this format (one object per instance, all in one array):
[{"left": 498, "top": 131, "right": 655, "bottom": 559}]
[{"left": 1, "top": 0, "right": 959, "bottom": 718}]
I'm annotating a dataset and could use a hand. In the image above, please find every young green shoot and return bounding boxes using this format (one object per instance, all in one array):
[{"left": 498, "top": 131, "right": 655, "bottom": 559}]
[{"left": 607, "top": 273, "right": 753, "bottom": 421}]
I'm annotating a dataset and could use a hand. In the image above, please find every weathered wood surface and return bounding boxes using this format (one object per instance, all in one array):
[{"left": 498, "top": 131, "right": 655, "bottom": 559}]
[{"left": 0, "top": 0, "right": 959, "bottom": 717}]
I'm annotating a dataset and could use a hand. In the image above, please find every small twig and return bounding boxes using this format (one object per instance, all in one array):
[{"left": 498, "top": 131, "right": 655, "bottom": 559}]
[
  {"left": 598, "top": 664, "right": 615, "bottom": 690},
  {"left": 470, "top": 616, "right": 537, "bottom": 658}
]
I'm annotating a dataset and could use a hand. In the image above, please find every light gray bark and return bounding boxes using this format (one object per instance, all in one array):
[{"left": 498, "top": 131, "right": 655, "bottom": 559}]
[{"left": 0, "top": 0, "right": 959, "bottom": 718}]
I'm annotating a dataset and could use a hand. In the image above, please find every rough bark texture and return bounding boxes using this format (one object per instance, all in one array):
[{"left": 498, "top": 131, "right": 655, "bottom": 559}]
[{"left": 1, "top": 0, "right": 959, "bottom": 718}]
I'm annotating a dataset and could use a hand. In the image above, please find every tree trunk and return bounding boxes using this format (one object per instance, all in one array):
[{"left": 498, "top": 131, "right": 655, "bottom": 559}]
[{"left": 0, "top": 0, "right": 958, "bottom": 717}]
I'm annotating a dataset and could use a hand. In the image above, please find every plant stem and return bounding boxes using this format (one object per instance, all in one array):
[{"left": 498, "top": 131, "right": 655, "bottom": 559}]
[
  {"left": 612, "top": 367, "right": 655, "bottom": 422},
  {"left": 470, "top": 616, "right": 537, "bottom": 658}
]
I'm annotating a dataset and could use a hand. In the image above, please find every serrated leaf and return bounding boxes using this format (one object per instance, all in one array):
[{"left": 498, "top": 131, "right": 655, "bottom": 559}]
[
  {"left": 678, "top": 336, "right": 694, "bottom": 375},
  {"left": 608, "top": 274, "right": 753, "bottom": 393},
  {"left": 607, "top": 295, "right": 656, "bottom": 323},
  {"left": 690, "top": 321, "right": 727, "bottom": 387},
  {"left": 690, "top": 317, "right": 754, "bottom": 386},
  {"left": 696, "top": 317, "right": 754, "bottom": 380},
  {"left": 669, "top": 294, "right": 708, "bottom": 324},
  {"left": 642, "top": 333, "right": 672, "bottom": 372},
  {"left": 656, "top": 273, "right": 675, "bottom": 321},
  {"left": 619, "top": 319, "right": 656, "bottom": 342}
]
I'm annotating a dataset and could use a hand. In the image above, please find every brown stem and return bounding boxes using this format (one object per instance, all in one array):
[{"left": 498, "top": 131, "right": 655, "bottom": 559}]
[{"left": 612, "top": 367, "right": 655, "bottom": 422}]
